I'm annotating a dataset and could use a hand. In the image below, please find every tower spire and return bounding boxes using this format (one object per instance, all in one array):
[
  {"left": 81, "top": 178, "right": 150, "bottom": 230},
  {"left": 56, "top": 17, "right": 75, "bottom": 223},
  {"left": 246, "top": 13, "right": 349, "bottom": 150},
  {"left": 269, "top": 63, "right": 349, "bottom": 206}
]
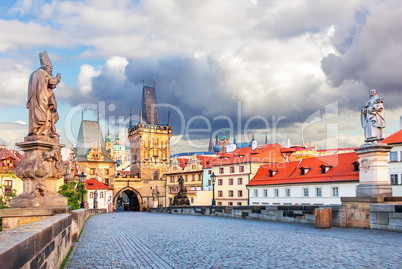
[
  {"left": 153, "top": 76, "right": 156, "bottom": 88},
  {"left": 129, "top": 108, "right": 132, "bottom": 129},
  {"left": 143, "top": 75, "right": 145, "bottom": 87},
  {"left": 233, "top": 132, "right": 236, "bottom": 144},
  {"left": 265, "top": 132, "right": 268, "bottom": 145},
  {"left": 167, "top": 106, "right": 171, "bottom": 126},
  {"left": 139, "top": 102, "right": 142, "bottom": 124}
]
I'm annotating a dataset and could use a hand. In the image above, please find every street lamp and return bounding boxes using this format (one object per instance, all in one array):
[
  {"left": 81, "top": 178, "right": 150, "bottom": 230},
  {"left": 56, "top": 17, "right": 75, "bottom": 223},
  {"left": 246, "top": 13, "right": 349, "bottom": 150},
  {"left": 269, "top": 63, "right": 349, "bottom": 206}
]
[
  {"left": 211, "top": 171, "right": 216, "bottom": 206},
  {"left": 79, "top": 171, "right": 86, "bottom": 209}
]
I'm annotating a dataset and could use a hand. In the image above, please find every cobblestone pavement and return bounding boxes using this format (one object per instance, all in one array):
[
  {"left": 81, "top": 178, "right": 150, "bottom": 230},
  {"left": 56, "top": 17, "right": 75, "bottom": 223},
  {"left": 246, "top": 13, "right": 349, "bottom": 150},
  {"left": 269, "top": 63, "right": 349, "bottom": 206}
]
[{"left": 67, "top": 212, "right": 402, "bottom": 269}]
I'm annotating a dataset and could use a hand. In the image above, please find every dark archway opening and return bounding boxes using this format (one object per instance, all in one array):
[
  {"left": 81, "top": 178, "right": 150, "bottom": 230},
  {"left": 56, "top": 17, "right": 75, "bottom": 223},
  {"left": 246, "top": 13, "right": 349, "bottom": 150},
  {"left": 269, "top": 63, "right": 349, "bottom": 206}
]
[{"left": 120, "top": 190, "right": 140, "bottom": 211}]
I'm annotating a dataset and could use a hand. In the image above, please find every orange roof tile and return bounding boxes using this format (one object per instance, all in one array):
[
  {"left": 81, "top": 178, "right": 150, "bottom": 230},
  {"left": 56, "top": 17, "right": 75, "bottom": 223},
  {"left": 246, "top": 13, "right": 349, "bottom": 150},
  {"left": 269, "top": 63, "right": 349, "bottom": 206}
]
[
  {"left": 85, "top": 179, "right": 114, "bottom": 190},
  {"left": 382, "top": 129, "right": 402, "bottom": 144},
  {"left": 247, "top": 152, "right": 359, "bottom": 186}
]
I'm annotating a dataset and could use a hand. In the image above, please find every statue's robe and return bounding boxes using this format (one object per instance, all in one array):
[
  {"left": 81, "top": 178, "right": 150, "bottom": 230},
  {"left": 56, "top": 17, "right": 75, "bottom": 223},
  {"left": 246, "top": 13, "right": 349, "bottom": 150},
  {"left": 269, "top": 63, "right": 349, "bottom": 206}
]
[
  {"left": 27, "top": 68, "right": 58, "bottom": 136},
  {"left": 361, "top": 95, "right": 385, "bottom": 142}
]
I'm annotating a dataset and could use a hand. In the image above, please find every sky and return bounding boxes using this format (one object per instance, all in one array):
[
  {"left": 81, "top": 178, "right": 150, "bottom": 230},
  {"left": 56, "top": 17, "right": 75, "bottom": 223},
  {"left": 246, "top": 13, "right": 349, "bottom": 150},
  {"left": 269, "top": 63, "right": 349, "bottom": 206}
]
[{"left": 0, "top": 0, "right": 401, "bottom": 154}]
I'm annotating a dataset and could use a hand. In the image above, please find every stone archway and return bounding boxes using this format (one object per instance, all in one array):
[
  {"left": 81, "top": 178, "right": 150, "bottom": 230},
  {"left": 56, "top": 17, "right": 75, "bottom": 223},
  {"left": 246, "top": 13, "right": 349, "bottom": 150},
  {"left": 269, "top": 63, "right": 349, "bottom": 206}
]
[{"left": 113, "top": 187, "right": 143, "bottom": 212}]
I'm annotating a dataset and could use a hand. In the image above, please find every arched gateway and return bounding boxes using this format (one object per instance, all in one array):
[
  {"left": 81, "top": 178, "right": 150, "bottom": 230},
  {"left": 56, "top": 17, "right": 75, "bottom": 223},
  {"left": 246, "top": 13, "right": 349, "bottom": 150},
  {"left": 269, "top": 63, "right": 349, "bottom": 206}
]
[{"left": 113, "top": 187, "right": 143, "bottom": 211}]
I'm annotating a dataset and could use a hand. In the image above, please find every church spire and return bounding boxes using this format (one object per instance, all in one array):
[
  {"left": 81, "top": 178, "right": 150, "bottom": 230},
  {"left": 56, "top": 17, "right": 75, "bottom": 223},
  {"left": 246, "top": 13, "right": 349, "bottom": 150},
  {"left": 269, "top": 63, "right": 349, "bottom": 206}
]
[
  {"left": 233, "top": 132, "right": 236, "bottom": 144},
  {"left": 129, "top": 108, "right": 132, "bottom": 129},
  {"left": 265, "top": 132, "right": 268, "bottom": 145},
  {"left": 167, "top": 106, "right": 171, "bottom": 126}
]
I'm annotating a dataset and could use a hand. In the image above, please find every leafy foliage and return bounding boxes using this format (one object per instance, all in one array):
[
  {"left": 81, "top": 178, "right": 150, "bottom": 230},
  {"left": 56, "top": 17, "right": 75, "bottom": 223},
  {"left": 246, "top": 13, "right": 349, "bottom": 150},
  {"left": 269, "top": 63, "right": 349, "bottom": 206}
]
[
  {"left": 58, "top": 181, "right": 87, "bottom": 210},
  {"left": 0, "top": 170, "right": 17, "bottom": 231}
]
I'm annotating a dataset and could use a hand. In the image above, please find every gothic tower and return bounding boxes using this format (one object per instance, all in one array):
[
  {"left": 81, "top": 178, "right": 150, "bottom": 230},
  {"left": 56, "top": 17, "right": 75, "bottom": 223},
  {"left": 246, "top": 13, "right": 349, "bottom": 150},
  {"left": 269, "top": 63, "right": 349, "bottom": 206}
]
[{"left": 128, "top": 85, "right": 172, "bottom": 180}]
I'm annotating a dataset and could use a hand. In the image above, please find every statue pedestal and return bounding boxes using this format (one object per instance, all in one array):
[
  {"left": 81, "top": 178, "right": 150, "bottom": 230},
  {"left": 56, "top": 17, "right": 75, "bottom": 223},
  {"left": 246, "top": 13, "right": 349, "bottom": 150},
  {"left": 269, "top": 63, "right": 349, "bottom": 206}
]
[
  {"left": 10, "top": 140, "right": 67, "bottom": 208},
  {"left": 355, "top": 144, "right": 393, "bottom": 197},
  {"left": 341, "top": 143, "right": 393, "bottom": 229}
]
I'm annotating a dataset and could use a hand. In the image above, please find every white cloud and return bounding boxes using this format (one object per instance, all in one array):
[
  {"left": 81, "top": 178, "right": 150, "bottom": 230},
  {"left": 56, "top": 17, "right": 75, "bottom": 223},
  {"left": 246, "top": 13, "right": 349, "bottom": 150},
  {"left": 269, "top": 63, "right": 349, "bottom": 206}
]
[{"left": 76, "top": 64, "right": 101, "bottom": 94}]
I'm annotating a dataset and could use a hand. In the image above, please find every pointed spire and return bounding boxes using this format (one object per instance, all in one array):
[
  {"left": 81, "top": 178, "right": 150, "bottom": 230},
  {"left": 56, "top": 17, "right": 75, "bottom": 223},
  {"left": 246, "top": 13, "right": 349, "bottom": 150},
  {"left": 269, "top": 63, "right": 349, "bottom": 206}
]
[
  {"left": 139, "top": 102, "right": 143, "bottom": 124},
  {"left": 233, "top": 133, "right": 236, "bottom": 144},
  {"left": 208, "top": 133, "right": 214, "bottom": 152},
  {"left": 129, "top": 108, "right": 132, "bottom": 129},
  {"left": 265, "top": 132, "right": 268, "bottom": 145},
  {"left": 167, "top": 106, "right": 171, "bottom": 126},
  {"left": 81, "top": 108, "right": 84, "bottom": 122},
  {"left": 215, "top": 134, "right": 219, "bottom": 145},
  {"left": 142, "top": 75, "right": 145, "bottom": 87},
  {"left": 153, "top": 76, "right": 156, "bottom": 88},
  {"left": 252, "top": 132, "right": 255, "bottom": 141}
]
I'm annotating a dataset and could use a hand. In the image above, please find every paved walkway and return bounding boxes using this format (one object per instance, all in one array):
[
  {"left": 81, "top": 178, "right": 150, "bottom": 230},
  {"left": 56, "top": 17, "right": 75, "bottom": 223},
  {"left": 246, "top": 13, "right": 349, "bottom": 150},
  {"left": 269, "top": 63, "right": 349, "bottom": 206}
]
[{"left": 67, "top": 212, "right": 402, "bottom": 268}]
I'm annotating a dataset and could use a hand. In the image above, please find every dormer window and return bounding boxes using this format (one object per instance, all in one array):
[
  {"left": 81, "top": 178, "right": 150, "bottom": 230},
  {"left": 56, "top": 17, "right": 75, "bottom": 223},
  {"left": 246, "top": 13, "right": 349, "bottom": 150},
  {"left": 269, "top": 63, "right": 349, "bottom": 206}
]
[
  {"left": 320, "top": 165, "right": 332, "bottom": 174},
  {"left": 269, "top": 170, "right": 277, "bottom": 177},
  {"left": 353, "top": 161, "right": 359, "bottom": 172},
  {"left": 300, "top": 167, "right": 311, "bottom": 175}
]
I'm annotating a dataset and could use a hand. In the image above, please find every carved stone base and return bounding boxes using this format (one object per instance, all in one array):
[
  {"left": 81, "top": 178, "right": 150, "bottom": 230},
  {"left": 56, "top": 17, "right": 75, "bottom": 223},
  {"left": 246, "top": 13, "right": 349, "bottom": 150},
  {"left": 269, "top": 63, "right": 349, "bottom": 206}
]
[
  {"left": 12, "top": 140, "right": 67, "bottom": 208},
  {"left": 356, "top": 183, "right": 393, "bottom": 198}
]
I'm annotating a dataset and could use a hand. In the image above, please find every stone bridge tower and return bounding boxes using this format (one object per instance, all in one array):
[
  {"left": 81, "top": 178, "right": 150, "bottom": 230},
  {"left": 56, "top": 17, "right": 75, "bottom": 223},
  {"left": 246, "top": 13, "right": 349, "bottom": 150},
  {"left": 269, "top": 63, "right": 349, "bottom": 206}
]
[{"left": 128, "top": 85, "right": 172, "bottom": 180}]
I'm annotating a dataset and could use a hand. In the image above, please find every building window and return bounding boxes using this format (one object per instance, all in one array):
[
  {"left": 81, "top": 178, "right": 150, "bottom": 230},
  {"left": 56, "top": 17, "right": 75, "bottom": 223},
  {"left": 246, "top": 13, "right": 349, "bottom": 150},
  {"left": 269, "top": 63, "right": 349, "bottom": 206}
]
[
  {"left": 230, "top": 167, "right": 235, "bottom": 173},
  {"left": 90, "top": 168, "right": 96, "bottom": 175},
  {"left": 239, "top": 166, "right": 244, "bottom": 172},
  {"left": 90, "top": 192, "right": 94, "bottom": 198},
  {"left": 185, "top": 175, "right": 188, "bottom": 181},
  {"left": 229, "top": 190, "right": 234, "bottom": 197},
  {"left": 390, "top": 151, "right": 398, "bottom": 162},
  {"left": 264, "top": 189, "right": 268, "bottom": 197},
  {"left": 285, "top": 188, "right": 290, "bottom": 197},
  {"left": 198, "top": 174, "right": 202, "bottom": 181},
  {"left": 192, "top": 174, "right": 195, "bottom": 181},
  {"left": 237, "top": 178, "right": 243, "bottom": 185},
  {"left": 219, "top": 168, "right": 224, "bottom": 174},
  {"left": 217, "top": 202, "right": 222, "bottom": 205},
  {"left": 104, "top": 179, "right": 109, "bottom": 186},
  {"left": 274, "top": 189, "right": 279, "bottom": 197},
  {"left": 254, "top": 189, "right": 258, "bottom": 197},
  {"left": 228, "top": 178, "right": 233, "bottom": 185},
  {"left": 208, "top": 170, "right": 212, "bottom": 175},
  {"left": 170, "top": 176, "right": 174, "bottom": 183},
  {"left": 269, "top": 170, "right": 277, "bottom": 177},
  {"left": 353, "top": 161, "right": 359, "bottom": 172},
  {"left": 320, "top": 165, "right": 332, "bottom": 174},
  {"left": 218, "top": 179, "right": 223, "bottom": 185},
  {"left": 316, "top": 187, "right": 322, "bottom": 197},
  {"left": 238, "top": 190, "right": 243, "bottom": 197},
  {"left": 191, "top": 198, "right": 194, "bottom": 203},
  {"left": 300, "top": 167, "right": 310, "bottom": 175},
  {"left": 208, "top": 179, "right": 211, "bottom": 186},
  {"left": 228, "top": 202, "right": 233, "bottom": 206},
  {"left": 169, "top": 198, "right": 173, "bottom": 204},
  {"left": 303, "top": 187, "right": 309, "bottom": 197},
  {"left": 391, "top": 174, "right": 398, "bottom": 185},
  {"left": 332, "top": 187, "right": 339, "bottom": 197},
  {"left": 237, "top": 202, "right": 242, "bottom": 206},
  {"left": 100, "top": 192, "right": 104, "bottom": 198},
  {"left": 4, "top": 180, "right": 12, "bottom": 195},
  {"left": 218, "top": 191, "right": 223, "bottom": 197},
  {"left": 191, "top": 165, "right": 196, "bottom": 169},
  {"left": 104, "top": 169, "right": 109, "bottom": 175}
]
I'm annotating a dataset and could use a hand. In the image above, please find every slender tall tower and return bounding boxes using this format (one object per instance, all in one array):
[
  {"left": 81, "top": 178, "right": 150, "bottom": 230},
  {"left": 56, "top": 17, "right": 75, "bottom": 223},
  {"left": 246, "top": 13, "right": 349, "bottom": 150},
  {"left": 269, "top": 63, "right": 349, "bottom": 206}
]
[{"left": 128, "top": 84, "right": 172, "bottom": 180}]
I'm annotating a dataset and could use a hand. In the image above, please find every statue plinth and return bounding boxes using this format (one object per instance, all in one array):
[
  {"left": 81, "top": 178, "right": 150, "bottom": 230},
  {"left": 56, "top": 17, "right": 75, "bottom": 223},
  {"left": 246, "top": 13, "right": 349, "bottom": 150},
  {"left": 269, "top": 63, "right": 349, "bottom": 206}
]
[
  {"left": 354, "top": 143, "right": 393, "bottom": 197},
  {"left": 10, "top": 139, "right": 67, "bottom": 208}
]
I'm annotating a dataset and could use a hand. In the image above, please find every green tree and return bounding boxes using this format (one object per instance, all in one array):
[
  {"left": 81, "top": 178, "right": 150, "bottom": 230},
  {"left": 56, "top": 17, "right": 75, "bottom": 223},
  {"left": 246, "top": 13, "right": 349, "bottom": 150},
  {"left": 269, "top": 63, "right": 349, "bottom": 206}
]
[{"left": 58, "top": 181, "right": 87, "bottom": 210}]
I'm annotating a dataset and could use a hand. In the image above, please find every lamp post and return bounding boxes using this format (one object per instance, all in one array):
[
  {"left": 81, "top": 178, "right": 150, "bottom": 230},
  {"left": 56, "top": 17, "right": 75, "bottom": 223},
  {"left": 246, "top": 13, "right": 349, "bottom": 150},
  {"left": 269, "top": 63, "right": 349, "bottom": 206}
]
[
  {"left": 79, "top": 171, "right": 86, "bottom": 209},
  {"left": 211, "top": 172, "right": 216, "bottom": 206}
]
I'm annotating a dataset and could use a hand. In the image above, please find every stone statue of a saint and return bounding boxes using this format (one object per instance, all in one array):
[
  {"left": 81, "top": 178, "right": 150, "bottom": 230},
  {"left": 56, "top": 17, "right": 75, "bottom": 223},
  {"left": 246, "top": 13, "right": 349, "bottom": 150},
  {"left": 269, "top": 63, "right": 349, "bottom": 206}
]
[
  {"left": 27, "top": 51, "right": 61, "bottom": 140},
  {"left": 361, "top": 89, "right": 385, "bottom": 144}
]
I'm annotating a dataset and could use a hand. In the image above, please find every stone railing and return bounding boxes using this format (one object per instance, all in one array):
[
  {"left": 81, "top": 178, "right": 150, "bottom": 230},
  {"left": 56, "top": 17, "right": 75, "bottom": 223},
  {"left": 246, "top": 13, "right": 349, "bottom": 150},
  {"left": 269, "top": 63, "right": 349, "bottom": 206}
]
[
  {"left": 151, "top": 205, "right": 346, "bottom": 227},
  {"left": 370, "top": 204, "right": 402, "bottom": 232},
  {"left": 0, "top": 208, "right": 106, "bottom": 269}
]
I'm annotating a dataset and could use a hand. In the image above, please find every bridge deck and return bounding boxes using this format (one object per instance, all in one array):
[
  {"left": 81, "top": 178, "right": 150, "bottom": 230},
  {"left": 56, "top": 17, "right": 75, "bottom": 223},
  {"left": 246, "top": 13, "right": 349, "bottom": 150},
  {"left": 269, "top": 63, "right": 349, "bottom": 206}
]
[{"left": 67, "top": 212, "right": 402, "bottom": 268}]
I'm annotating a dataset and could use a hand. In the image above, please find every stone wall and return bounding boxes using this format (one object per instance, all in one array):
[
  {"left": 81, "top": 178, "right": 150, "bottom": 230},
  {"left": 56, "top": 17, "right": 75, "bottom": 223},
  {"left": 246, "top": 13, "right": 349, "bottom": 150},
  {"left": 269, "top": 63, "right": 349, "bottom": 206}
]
[
  {"left": 152, "top": 205, "right": 346, "bottom": 227},
  {"left": 0, "top": 208, "right": 106, "bottom": 269},
  {"left": 370, "top": 204, "right": 402, "bottom": 232}
]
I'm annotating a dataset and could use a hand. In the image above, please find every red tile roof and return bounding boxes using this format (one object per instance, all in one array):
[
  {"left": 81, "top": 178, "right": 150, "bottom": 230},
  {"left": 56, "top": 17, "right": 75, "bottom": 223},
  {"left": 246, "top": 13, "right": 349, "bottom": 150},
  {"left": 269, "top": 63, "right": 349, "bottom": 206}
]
[
  {"left": 247, "top": 152, "right": 359, "bottom": 186},
  {"left": 210, "top": 143, "right": 298, "bottom": 166},
  {"left": 85, "top": 179, "right": 114, "bottom": 190},
  {"left": 0, "top": 147, "right": 22, "bottom": 174},
  {"left": 382, "top": 129, "right": 402, "bottom": 144}
]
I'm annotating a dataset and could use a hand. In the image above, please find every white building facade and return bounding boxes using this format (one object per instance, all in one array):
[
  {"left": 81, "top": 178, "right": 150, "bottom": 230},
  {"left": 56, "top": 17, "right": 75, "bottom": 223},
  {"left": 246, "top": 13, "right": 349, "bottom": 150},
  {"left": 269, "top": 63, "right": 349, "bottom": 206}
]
[{"left": 383, "top": 130, "right": 402, "bottom": 196}]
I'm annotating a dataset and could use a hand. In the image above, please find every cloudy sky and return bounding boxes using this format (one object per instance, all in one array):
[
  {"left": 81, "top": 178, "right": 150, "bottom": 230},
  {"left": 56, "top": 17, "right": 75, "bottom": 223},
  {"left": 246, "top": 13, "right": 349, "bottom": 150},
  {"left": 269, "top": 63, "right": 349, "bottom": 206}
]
[{"left": 0, "top": 0, "right": 401, "bottom": 154}]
